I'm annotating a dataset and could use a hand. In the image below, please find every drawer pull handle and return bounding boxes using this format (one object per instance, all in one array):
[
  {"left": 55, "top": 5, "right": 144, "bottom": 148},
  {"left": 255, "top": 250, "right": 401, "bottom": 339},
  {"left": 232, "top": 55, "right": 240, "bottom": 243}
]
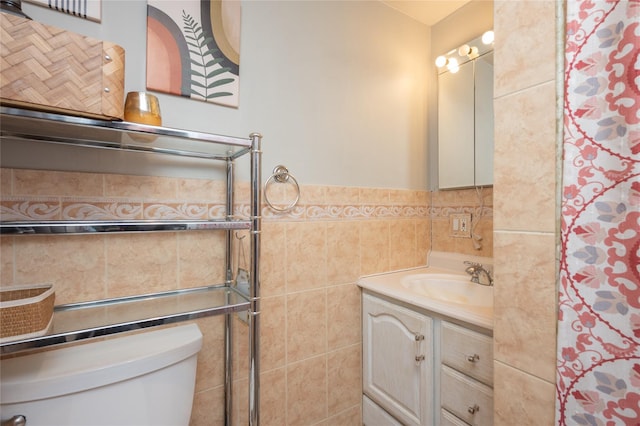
[
  {"left": 467, "top": 354, "right": 480, "bottom": 362},
  {"left": 468, "top": 404, "right": 480, "bottom": 415}
]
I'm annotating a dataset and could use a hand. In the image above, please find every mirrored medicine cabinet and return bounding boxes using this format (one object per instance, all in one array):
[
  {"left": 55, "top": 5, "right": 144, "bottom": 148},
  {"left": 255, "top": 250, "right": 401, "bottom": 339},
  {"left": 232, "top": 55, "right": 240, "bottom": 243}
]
[{"left": 437, "top": 30, "right": 494, "bottom": 189}]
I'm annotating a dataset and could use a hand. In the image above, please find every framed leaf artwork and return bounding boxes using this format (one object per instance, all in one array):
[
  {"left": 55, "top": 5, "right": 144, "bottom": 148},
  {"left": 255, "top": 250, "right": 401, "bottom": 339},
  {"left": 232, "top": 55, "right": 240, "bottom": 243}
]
[{"left": 147, "top": 0, "right": 240, "bottom": 108}]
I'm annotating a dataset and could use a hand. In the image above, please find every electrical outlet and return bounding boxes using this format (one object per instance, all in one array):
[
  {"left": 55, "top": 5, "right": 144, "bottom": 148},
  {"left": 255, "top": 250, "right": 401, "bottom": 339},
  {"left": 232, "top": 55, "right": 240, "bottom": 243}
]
[{"left": 450, "top": 213, "right": 471, "bottom": 238}]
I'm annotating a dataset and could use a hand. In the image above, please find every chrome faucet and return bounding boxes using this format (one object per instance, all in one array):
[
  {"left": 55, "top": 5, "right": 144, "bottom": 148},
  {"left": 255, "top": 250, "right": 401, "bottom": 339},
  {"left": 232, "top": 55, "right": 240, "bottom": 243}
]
[{"left": 464, "top": 261, "right": 494, "bottom": 286}]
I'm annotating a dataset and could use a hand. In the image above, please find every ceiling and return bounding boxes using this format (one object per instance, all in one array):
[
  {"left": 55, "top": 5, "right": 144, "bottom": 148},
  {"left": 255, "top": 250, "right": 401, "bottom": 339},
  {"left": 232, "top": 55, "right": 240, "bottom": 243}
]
[{"left": 380, "top": 0, "right": 471, "bottom": 26}]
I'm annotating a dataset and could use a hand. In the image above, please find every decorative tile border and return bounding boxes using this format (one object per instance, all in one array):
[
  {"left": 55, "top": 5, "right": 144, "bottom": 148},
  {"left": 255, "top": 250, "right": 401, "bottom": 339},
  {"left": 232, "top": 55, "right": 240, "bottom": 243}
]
[{"left": 1, "top": 199, "right": 494, "bottom": 222}]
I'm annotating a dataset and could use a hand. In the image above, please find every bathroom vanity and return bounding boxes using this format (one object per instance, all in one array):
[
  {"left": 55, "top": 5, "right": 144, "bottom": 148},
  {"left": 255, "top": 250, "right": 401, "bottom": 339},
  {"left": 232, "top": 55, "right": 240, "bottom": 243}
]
[{"left": 359, "top": 257, "right": 493, "bottom": 426}]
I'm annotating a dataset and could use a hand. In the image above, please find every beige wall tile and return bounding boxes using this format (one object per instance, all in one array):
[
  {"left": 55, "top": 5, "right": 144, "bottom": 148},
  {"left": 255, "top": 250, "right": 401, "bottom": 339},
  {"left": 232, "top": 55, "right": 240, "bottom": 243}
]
[
  {"left": 105, "top": 233, "right": 178, "bottom": 298},
  {"left": 287, "top": 356, "right": 327, "bottom": 425},
  {"left": 287, "top": 289, "right": 327, "bottom": 363},
  {"left": 359, "top": 188, "right": 389, "bottom": 205},
  {"left": 286, "top": 222, "right": 327, "bottom": 292},
  {"left": 327, "top": 344, "right": 362, "bottom": 416},
  {"left": 233, "top": 181, "right": 251, "bottom": 206},
  {"left": 178, "top": 178, "right": 225, "bottom": 202},
  {"left": 322, "top": 405, "right": 361, "bottom": 426},
  {"left": 259, "top": 368, "right": 287, "bottom": 426},
  {"left": 177, "top": 232, "right": 226, "bottom": 288},
  {"left": 13, "top": 170, "right": 103, "bottom": 197},
  {"left": 494, "top": 231, "right": 557, "bottom": 382},
  {"left": 260, "top": 296, "right": 287, "bottom": 372},
  {"left": 389, "top": 189, "right": 425, "bottom": 205},
  {"left": 325, "top": 186, "right": 360, "bottom": 204},
  {"left": 494, "top": 0, "right": 556, "bottom": 97},
  {"left": 327, "top": 221, "right": 360, "bottom": 285},
  {"left": 104, "top": 174, "right": 177, "bottom": 199},
  {"left": 360, "top": 220, "right": 389, "bottom": 275},
  {"left": 298, "top": 184, "right": 326, "bottom": 205},
  {"left": 1, "top": 169, "right": 12, "bottom": 196},
  {"left": 327, "top": 283, "right": 361, "bottom": 350},
  {"left": 389, "top": 220, "right": 417, "bottom": 270},
  {"left": 416, "top": 218, "right": 430, "bottom": 265},
  {"left": 0, "top": 237, "right": 13, "bottom": 286},
  {"left": 493, "top": 82, "right": 557, "bottom": 233},
  {"left": 494, "top": 361, "right": 556, "bottom": 426},
  {"left": 261, "top": 222, "right": 286, "bottom": 297},
  {"left": 233, "top": 315, "right": 250, "bottom": 381},
  {"left": 191, "top": 385, "right": 224, "bottom": 426},
  {"left": 192, "top": 316, "right": 225, "bottom": 392},
  {"left": 14, "top": 235, "right": 106, "bottom": 304},
  {"left": 234, "top": 368, "right": 287, "bottom": 426}
]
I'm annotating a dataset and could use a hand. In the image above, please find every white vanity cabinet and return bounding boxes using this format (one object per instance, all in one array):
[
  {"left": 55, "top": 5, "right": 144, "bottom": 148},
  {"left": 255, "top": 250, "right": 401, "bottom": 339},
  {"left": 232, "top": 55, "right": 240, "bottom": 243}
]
[
  {"left": 362, "top": 293, "right": 433, "bottom": 426},
  {"left": 362, "top": 292, "right": 493, "bottom": 426}
]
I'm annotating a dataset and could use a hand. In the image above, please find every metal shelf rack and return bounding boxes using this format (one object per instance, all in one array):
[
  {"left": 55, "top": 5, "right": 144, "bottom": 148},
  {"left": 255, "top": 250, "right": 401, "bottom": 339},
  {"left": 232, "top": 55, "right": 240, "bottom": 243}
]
[{"left": 0, "top": 106, "right": 262, "bottom": 426}]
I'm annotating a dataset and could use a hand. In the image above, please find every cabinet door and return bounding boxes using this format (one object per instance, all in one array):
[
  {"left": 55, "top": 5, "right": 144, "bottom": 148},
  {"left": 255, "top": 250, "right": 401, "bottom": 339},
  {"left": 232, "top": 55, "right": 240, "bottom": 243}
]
[
  {"left": 363, "top": 294, "right": 433, "bottom": 426},
  {"left": 474, "top": 52, "right": 494, "bottom": 186},
  {"left": 438, "top": 60, "right": 475, "bottom": 189},
  {"left": 363, "top": 395, "right": 404, "bottom": 426}
]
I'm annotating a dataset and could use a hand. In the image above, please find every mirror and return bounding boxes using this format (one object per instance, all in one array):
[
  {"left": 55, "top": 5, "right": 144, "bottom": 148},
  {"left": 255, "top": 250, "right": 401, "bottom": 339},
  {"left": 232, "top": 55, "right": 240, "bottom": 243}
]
[{"left": 437, "top": 31, "right": 494, "bottom": 189}]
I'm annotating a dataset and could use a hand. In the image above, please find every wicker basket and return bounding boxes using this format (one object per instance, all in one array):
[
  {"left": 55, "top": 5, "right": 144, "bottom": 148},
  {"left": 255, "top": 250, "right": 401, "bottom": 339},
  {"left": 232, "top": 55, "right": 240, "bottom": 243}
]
[
  {"left": 1, "top": 284, "right": 55, "bottom": 343},
  {"left": 0, "top": 13, "right": 125, "bottom": 120}
]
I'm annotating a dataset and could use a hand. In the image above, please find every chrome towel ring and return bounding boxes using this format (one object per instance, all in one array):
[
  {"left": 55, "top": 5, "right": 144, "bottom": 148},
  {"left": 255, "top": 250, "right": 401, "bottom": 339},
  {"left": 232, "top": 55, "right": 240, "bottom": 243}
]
[{"left": 264, "top": 165, "right": 300, "bottom": 212}]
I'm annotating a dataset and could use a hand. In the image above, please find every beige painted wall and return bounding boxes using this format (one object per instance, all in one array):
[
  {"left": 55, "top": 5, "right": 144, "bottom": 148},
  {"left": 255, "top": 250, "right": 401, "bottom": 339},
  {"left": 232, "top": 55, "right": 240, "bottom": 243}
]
[{"left": 13, "top": 0, "right": 430, "bottom": 189}]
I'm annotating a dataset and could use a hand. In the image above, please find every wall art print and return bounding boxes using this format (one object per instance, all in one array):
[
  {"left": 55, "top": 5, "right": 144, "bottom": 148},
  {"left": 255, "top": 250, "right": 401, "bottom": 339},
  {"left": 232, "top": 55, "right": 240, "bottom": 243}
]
[
  {"left": 24, "top": 0, "right": 101, "bottom": 21},
  {"left": 146, "top": 0, "right": 240, "bottom": 108},
  {"left": 556, "top": 0, "right": 639, "bottom": 425}
]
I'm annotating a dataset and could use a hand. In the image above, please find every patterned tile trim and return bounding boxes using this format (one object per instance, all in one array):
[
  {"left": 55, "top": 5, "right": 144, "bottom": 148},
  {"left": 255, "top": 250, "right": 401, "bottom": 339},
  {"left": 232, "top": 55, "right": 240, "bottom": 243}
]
[
  {"left": 1, "top": 198, "right": 432, "bottom": 222},
  {"left": 1, "top": 192, "right": 492, "bottom": 221}
]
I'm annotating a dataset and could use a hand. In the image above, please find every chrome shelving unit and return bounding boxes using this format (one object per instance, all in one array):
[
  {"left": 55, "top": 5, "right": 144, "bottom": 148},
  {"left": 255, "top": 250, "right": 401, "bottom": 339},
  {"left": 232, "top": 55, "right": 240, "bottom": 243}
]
[{"left": 0, "top": 106, "right": 262, "bottom": 426}]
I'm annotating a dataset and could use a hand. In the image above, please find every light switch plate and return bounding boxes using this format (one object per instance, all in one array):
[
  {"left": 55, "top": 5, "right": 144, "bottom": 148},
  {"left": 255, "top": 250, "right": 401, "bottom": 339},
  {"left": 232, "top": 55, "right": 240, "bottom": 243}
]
[{"left": 450, "top": 213, "right": 471, "bottom": 238}]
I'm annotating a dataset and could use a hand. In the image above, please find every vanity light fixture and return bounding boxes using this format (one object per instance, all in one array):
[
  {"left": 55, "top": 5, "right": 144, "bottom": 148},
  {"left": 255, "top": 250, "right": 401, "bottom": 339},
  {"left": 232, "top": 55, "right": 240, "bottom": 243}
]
[{"left": 434, "top": 29, "right": 494, "bottom": 73}]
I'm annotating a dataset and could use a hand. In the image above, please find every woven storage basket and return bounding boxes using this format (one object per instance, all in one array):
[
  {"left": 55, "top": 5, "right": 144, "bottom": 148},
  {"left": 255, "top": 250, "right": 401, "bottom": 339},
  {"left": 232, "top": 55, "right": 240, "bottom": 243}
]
[
  {"left": 1, "top": 284, "right": 55, "bottom": 343},
  {"left": 0, "top": 13, "right": 125, "bottom": 120}
]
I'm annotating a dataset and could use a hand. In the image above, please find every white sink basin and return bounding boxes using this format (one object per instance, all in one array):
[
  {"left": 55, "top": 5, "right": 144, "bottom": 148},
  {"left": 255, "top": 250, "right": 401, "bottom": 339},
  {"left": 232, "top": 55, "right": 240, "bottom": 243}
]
[{"left": 400, "top": 273, "right": 493, "bottom": 308}]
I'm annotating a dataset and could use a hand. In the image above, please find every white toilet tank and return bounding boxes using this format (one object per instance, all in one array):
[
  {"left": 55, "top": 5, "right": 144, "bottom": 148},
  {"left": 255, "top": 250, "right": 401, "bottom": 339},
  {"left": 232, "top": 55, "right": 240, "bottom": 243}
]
[{"left": 1, "top": 323, "right": 203, "bottom": 426}]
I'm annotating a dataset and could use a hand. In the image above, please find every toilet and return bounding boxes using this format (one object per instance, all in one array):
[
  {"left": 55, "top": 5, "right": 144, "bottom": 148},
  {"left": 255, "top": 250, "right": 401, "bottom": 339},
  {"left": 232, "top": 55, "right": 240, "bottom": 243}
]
[{"left": 0, "top": 323, "right": 203, "bottom": 426}]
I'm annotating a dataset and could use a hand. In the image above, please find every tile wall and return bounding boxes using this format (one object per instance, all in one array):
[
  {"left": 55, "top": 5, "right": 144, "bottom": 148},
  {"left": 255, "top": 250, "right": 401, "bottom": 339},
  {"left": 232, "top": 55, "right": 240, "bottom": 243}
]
[
  {"left": 492, "top": 0, "right": 559, "bottom": 424},
  {"left": 431, "top": 187, "right": 493, "bottom": 258},
  {"left": 0, "top": 167, "right": 430, "bottom": 426}
]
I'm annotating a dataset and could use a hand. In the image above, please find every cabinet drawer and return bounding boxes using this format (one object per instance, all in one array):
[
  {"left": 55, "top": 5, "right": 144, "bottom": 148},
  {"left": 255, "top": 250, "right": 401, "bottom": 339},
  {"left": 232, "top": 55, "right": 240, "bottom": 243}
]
[
  {"left": 363, "top": 395, "right": 403, "bottom": 426},
  {"left": 441, "top": 409, "right": 470, "bottom": 426},
  {"left": 441, "top": 365, "right": 493, "bottom": 426},
  {"left": 441, "top": 321, "right": 493, "bottom": 386}
]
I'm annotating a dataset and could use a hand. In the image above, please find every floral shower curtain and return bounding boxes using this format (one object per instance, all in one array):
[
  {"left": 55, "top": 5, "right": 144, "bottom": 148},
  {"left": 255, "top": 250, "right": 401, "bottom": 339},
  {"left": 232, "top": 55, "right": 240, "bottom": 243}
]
[{"left": 556, "top": 0, "right": 639, "bottom": 424}]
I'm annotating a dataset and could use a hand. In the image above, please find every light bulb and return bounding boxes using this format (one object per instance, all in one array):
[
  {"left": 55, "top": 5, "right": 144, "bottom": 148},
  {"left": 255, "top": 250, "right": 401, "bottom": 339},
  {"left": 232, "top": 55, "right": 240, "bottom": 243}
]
[
  {"left": 468, "top": 46, "right": 479, "bottom": 59},
  {"left": 447, "top": 58, "right": 459, "bottom": 73},
  {"left": 435, "top": 55, "right": 447, "bottom": 68},
  {"left": 482, "top": 30, "right": 494, "bottom": 45},
  {"left": 458, "top": 44, "right": 471, "bottom": 56}
]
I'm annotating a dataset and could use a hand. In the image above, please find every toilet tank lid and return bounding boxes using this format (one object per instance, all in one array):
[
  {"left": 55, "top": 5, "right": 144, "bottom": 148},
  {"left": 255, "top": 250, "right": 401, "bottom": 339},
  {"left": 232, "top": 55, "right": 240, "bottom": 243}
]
[{"left": 1, "top": 323, "right": 203, "bottom": 404}]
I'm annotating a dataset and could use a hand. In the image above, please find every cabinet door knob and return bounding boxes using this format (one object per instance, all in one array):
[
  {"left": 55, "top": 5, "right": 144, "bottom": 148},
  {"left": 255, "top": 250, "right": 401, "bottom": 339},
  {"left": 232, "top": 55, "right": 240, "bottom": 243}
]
[
  {"left": 466, "top": 354, "right": 480, "bottom": 362},
  {"left": 468, "top": 404, "right": 480, "bottom": 415},
  {"left": 415, "top": 355, "right": 425, "bottom": 363}
]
